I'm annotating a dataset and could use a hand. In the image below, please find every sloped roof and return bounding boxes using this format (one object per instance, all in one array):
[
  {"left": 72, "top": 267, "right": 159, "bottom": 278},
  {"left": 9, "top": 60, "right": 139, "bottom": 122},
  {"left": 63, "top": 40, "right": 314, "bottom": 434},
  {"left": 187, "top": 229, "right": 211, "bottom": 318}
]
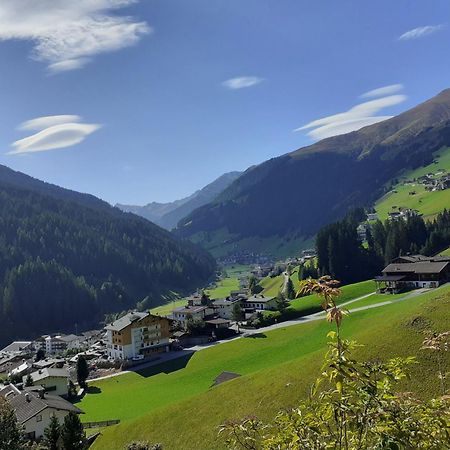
[
  {"left": 8, "top": 391, "right": 82, "bottom": 424},
  {"left": 383, "top": 261, "right": 449, "bottom": 274},
  {"left": 0, "top": 341, "right": 33, "bottom": 353},
  {"left": 105, "top": 311, "right": 149, "bottom": 331},
  {"left": 28, "top": 367, "right": 69, "bottom": 383}
]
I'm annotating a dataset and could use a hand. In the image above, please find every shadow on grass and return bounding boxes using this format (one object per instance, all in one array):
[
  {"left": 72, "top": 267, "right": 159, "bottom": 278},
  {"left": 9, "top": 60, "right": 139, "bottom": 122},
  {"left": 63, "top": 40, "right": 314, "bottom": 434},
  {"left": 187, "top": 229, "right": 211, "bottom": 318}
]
[
  {"left": 135, "top": 352, "right": 195, "bottom": 378},
  {"left": 245, "top": 333, "right": 267, "bottom": 339},
  {"left": 86, "top": 386, "right": 102, "bottom": 394}
]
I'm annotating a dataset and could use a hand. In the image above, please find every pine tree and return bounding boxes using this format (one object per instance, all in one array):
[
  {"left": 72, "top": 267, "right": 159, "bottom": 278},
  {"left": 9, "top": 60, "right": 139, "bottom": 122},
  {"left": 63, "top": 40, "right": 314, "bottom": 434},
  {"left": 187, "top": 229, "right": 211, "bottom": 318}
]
[
  {"left": 283, "top": 277, "right": 295, "bottom": 300},
  {"left": 61, "top": 412, "right": 85, "bottom": 450},
  {"left": 76, "top": 356, "right": 89, "bottom": 389},
  {"left": 275, "top": 291, "right": 290, "bottom": 313},
  {"left": 0, "top": 397, "right": 23, "bottom": 450},
  {"left": 24, "top": 373, "right": 33, "bottom": 387},
  {"left": 232, "top": 303, "right": 244, "bottom": 333},
  {"left": 43, "top": 414, "right": 61, "bottom": 450}
]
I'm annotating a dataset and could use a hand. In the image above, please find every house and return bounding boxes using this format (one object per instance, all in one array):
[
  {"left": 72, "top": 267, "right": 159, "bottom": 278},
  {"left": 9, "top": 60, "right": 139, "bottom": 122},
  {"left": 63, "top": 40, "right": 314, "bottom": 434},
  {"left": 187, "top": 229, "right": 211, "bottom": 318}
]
[
  {"left": 58, "top": 334, "right": 88, "bottom": 351},
  {"left": 366, "top": 213, "right": 378, "bottom": 221},
  {"left": 9, "top": 361, "right": 32, "bottom": 378},
  {"left": 1, "top": 387, "right": 82, "bottom": 440},
  {"left": 212, "top": 297, "right": 243, "bottom": 320},
  {"left": 375, "top": 255, "right": 450, "bottom": 293},
  {"left": 357, "top": 223, "right": 369, "bottom": 242},
  {"left": 172, "top": 305, "right": 215, "bottom": 328},
  {"left": 24, "top": 367, "right": 70, "bottom": 397},
  {"left": 106, "top": 311, "right": 171, "bottom": 361},
  {"left": 0, "top": 341, "right": 34, "bottom": 357},
  {"left": 243, "top": 295, "right": 277, "bottom": 311},
  {"left": 45, "top": 336, "right": 68, "bottom": 355}
]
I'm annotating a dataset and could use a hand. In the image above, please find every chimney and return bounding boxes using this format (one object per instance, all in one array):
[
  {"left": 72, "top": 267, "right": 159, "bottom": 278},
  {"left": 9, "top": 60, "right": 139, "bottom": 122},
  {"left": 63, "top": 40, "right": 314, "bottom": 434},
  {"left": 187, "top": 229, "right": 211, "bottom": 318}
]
[{"left": 25, "top": 393, "right": 31, "bottom": 402}]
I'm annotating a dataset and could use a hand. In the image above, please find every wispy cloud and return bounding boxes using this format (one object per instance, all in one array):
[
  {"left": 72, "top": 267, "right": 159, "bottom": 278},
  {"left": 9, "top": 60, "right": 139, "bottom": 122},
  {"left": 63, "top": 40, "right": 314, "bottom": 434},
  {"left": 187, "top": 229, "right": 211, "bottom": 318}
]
[
  {"left": 399, "top": 25, "right": 444, "bottom": 41},
  {"left": 360, "top": 84, "right": 404, "bottom": 99},
  {"left": 9, "top": 115, "right": 101, "bottom": 155},
  {"left": 295, "top": 90, "right": 407, "bottom": 141},
  {"left": 0, "top": 1, "right": 151, "bottom": 73},
  {"left": 222, "top": 76, "right": 264, "bottom": 90}
]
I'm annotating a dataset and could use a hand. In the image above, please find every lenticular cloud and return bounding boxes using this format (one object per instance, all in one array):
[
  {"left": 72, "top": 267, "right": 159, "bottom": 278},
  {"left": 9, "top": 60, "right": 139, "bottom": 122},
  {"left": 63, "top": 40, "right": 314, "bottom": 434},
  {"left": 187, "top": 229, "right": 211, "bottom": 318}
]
[{"left": 9, "top": 115, "right": 101, "bottom": 154}]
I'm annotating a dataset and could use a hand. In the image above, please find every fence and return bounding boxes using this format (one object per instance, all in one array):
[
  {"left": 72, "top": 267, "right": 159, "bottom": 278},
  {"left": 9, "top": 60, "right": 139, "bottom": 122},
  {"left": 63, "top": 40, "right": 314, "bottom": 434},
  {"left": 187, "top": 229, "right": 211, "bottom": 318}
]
[{"left": 83, "top": 419, "right": 120, "bottom": 429}]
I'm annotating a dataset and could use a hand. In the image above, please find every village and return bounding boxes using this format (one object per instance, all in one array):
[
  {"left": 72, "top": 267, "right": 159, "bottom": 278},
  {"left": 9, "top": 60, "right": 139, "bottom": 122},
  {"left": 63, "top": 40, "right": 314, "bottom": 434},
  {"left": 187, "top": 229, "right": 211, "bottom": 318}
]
[{"left": 1, "top": 244, "right": 450, "bottom": 444}]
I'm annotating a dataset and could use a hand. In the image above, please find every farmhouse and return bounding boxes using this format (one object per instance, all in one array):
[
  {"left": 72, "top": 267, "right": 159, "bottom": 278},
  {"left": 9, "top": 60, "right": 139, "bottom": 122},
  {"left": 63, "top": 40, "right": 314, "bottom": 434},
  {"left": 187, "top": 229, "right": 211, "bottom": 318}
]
[
  {"left": 1, "top": 385, "right": 82, "bottom": 440},
  {"left": 24, "top": 367, "right": 70, "bottom": 397},
  {"left": 243, "top": 295, "right": 277, "bottom": 311},
  {"left": 172, "top": 305, "right": 215, "bottom": 327},
  {"left": 212, "top": 297, "right": 243, "bottom": 320},
  {"left": 375, "top": 255, "right": 450, "bottom": 293},
  {"left": 106, "top": 311, "right": 171, "bottom": 360}
]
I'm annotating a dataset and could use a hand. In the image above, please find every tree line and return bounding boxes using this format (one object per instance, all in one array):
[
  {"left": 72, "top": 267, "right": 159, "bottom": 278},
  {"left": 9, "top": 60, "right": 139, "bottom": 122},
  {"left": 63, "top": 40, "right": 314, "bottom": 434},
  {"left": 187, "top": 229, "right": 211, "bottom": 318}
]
[
  {"left": 0, "top": 182, "right": 216, "bottom": 345},
  {"left": 316, "top": 208, "right": 450, "bottom": 284}
]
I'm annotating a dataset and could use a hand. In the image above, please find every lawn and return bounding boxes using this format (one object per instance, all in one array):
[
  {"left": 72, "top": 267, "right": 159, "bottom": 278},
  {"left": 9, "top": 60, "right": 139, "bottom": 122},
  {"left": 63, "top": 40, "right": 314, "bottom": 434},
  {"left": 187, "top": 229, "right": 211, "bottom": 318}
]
[
  {"left": 206, "top": 276, "right": 240, "bottom": 299},
  {"left": 375, "top": 147, "right": 450, "bottom": 220},
  {"left": 440, "top": 246, "right": 450, "bottom": 256},
  {"left": 89, "top": 283, "right": 450, "bottom": 450}
]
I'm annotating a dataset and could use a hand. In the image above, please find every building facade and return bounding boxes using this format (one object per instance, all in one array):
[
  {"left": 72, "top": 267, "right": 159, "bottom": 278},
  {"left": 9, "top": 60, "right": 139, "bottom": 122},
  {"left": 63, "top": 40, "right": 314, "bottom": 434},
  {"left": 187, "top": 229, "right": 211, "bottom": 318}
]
[{"left": 106, "top": 312, "right": 171, "bottom": 360}]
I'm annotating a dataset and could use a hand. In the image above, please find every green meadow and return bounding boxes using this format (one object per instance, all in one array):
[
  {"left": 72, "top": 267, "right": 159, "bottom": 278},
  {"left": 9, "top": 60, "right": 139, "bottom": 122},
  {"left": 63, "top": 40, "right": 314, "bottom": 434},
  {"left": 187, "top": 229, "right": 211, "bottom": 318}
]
[
  {"left": 81, "top": 282, "right": 450, "bottom": 450},
  {"left": 375, "top": 147, "right": 450, "bottom": 220}
]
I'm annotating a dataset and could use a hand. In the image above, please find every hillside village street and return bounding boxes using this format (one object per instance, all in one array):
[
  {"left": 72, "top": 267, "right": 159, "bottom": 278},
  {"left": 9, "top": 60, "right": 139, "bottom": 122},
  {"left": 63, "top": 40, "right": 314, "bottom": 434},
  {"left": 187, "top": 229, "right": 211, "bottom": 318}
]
[{"left": 88, "top": 287, "right": 437, "bottom": 382}]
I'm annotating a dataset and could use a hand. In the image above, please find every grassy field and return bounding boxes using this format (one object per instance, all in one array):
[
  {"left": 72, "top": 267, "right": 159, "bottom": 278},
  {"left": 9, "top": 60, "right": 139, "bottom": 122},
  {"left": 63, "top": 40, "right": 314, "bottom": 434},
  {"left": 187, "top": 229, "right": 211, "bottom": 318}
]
[
  {"left": 440, "top": 246, "right": 450, "bottom": 256},
  {"left": 88, "top": 284, "right": 450, "bottom": 450},
  {"left": 375, "top": 147, "right": 450, "bottom": 220}
]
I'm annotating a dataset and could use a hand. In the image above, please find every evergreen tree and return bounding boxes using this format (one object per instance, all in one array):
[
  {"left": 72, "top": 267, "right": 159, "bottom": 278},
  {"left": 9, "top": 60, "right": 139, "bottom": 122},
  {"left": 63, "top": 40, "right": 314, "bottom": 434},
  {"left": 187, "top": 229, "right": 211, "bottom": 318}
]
[
  {"left": 24, "top": 374, "right": 33, "bottom": 387},
  {"left": 232, "top": 303, "right": 245, "bottom": 333},
  {"left": 283, "top": 277, "right": 295, "bottom": 300},
  {"left": 248, "top": 276, "right": 259, "bottom": 295},
  {"left": 61, "top": 412, "right": 85, "bottom": 450},
  {"left": 76, "top": 356, "right": 89, "bottom": 389},
  {"left": 0, "top": 397, "right": 23, "bottom": 450},
  {"left": 275, "top": 291, "right": 290, "bottom": 313},
  {"left": 43, "top": 414, "right": 61, "bottom": 450}
]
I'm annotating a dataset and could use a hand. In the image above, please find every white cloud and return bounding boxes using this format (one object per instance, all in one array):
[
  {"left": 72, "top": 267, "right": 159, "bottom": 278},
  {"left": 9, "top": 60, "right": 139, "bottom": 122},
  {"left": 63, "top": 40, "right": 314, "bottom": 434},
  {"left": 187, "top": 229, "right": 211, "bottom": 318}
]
[
  {"left": 399, "top": 25, "right": 444, "bottom": 41},
  {"left": 360, "top": 84, "right": 404, "bottom": 99},
  {"left": 9, "top": 116, "right": 101, "bottom": 154},
  {"left": 0, "top": 1, "right": 151, "bottom": 73},
  {"left": 222, "top": 76, "right": 264, "bottom": 90},
  {"left": 295, "top": 92, "right": 407, "bottom": 141},
  {"left": 19, "top": 115, "right": 82, "bottom": 131}
]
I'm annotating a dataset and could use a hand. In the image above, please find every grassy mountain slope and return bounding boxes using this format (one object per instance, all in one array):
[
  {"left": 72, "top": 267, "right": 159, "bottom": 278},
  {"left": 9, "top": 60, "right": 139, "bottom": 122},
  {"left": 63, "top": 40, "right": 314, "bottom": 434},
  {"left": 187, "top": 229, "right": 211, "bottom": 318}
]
[
  {"left": 177, "top": 89, "right": 450, "bottom": 257},
  {"left": 0, "top": 166, "right": 216, "bottom": 345},
  {"left": 87, "top": 284, "right": 450, "bottom": 450},
  {"left": 116, "top": 171, "right": 242, "bottom": 230},
  {"left": 375, "top": 146, "right": 450, "bottom": 220}
]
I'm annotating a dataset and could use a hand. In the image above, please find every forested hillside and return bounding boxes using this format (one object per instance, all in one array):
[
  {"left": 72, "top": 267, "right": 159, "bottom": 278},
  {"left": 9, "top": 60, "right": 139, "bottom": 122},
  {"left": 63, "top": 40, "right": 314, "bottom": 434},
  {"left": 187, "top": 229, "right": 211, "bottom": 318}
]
[
  {"left": 177, "top": 89, "right": 450, "bottom": 257},
  {"left": 0, "top": 170, "right": 216, "bottom": 345}
]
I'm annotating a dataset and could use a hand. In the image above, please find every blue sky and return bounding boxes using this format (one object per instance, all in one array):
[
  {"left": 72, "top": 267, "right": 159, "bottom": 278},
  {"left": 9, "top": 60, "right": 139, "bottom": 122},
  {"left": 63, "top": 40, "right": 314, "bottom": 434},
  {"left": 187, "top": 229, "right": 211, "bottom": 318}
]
[{"left": 0, "top": 0, "right": 449, "bottom": 205}]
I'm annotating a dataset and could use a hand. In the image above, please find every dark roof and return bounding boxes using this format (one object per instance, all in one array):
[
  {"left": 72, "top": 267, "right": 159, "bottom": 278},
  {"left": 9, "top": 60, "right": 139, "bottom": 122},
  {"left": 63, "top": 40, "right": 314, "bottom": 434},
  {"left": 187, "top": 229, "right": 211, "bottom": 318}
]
[
  {"left": 212, "top": 371, "right": 241, "bottom": 387},
  {"left": 204, "top": 318, "right": 231, "bottom": 325},
  {"left": 374, "top": 275, "right": 406, "bottom": 282},
  {"left": 7, "top": 391, "right": 82, "bottom": 424},
  {"left": 383, "top": 261, "right": 449, "bottom": 275}
]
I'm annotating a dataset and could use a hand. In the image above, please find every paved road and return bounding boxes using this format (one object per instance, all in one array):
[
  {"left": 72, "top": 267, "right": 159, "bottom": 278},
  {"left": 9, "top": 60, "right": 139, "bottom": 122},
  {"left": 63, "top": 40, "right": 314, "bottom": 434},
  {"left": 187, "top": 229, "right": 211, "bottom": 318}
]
[{"left": 88, "top": 286, "right": 441, "bottom": 382}]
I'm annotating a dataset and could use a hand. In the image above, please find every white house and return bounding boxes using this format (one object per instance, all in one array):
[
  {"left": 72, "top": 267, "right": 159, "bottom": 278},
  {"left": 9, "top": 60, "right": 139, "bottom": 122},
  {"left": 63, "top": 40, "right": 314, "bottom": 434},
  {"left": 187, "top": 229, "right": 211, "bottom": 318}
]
[
  {"left": 243, "top": 295, "right": 277, "bottom": 311},
  {"left": 1, "top": 386, "right": 82, "bottom": 440},
  {"left": 24, "top": 368, "right": 69, "bottom": 397},
  {"left": 172, "top": 305, "right": 215, "bottom": 328},
  {"left": 45, "top": 336, "right": 67, "bottom": 355},
  {"left": 212, "top": 298, "right": 243, "bottom": 320}
]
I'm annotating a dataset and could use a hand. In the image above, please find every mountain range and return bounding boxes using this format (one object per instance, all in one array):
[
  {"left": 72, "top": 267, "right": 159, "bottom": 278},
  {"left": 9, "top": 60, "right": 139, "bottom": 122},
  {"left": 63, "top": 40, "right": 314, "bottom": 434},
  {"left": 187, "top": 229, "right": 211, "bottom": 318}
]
[
  {"left": 176, "top": 89, "right": 450, "bottom": 257},
  {"left": 116, "top": 171, "right": 242, "bottom": 230},
  {"left": 0, "top": 166, "right": 216, "bottom": 345}
]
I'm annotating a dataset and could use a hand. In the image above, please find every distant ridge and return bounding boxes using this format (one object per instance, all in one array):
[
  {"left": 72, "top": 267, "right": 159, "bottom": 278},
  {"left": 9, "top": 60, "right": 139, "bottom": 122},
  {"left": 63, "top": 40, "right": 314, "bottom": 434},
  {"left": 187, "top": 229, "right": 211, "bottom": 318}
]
[{"left": 117, "top": 171, "right": 242, "bottom": 229}]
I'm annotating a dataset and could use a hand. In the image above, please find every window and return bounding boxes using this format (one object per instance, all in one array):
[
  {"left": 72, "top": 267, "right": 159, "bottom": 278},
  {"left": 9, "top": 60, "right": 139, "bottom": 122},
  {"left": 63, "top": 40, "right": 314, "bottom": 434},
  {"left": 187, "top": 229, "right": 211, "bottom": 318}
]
[{"left": 36, "top": 414, "right": 42, "bottom": 422}]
